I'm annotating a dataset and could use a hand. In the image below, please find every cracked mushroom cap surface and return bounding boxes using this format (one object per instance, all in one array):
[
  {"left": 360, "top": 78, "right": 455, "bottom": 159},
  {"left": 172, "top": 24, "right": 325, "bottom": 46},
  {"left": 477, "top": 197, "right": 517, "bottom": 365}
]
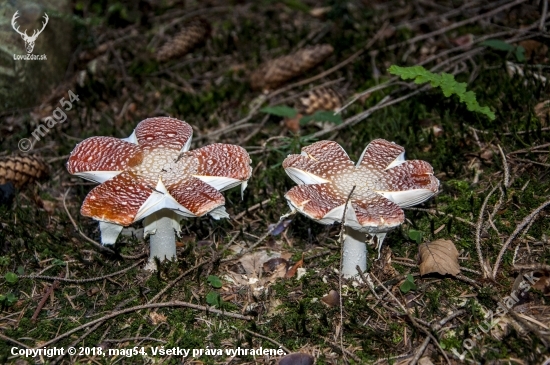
[
  {"left": 67, "top": 117, "right": 252, "bottom": 228},
  {"left": 283, "top": 139, "right": 439, "bottom": 233}
]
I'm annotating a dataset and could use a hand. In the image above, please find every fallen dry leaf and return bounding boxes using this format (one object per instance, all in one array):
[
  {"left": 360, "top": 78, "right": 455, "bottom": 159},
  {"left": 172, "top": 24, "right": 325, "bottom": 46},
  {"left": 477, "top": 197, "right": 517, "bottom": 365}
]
[
  {"left": 149, "top": 311, "right": 167, "bottom": 325},
  {"left": 418, "top": 239, "right": 460, "bottom": 276},
  {"left": 321, "top": 290, "right": 340, "bottom": 307},
  {"left": 285, "top": 255, "right": 304, "bottom": 278}
]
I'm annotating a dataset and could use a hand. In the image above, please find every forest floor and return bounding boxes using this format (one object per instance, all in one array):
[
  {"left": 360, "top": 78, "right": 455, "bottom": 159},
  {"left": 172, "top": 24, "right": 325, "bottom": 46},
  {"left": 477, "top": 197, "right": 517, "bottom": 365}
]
[{"left": 1, "top": 0, "right": 550, "bottom": 364}]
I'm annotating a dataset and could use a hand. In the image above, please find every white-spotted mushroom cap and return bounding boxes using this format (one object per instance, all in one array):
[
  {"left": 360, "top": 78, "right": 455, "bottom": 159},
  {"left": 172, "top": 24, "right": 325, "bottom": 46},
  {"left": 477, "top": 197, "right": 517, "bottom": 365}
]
[
  {"left": 67, "top": 117, "right": 252, "bottom": 244},
  {"left": 283, "top": 139, "right": 439, "bottom": 234}
]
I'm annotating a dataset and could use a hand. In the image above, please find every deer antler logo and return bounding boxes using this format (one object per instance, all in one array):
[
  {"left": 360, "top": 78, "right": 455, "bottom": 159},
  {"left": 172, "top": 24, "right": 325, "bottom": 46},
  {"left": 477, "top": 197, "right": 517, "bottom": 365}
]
[{"left": 11, "top": 11, "right": 49, "bottom": 54}]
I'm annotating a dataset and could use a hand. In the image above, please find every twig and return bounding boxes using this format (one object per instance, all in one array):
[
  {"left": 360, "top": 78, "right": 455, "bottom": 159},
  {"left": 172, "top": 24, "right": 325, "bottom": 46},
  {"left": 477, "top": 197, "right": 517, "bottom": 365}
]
[
  {"left": 475, "top": 184, "right": 499, "bottom": 277},
  {"left": 104, "top": 337, "right": 166, "bottom": 343},
  {"left": 233, "top": 198, "right": 272, "bottom": 221},
  {"left": 242, "top": 328, "right": 291, "bottom": 354},
  {"left": 369, "top": 273, "right": 452, "bottom": 365},
  {"left": 405, "top": 207, "right": 476, "bottom": 227},
  {"left": 52, "top": 321, "right": 105, "bottom": 365},
  {"left": 541, "top": 0, "right": 549, "bottom": 31},
  {"left": 221, "top": 219, "right": 285, "bottom": 262},
  {"left": 266, "top": 22, "right": 390, "bottom": 101},
  {"left": 509, "top": 157, "right": 550, "bottom": 168},
  {"left": 492, "top": 198, "right": 550, "bottom": 278},
  {"left": 0, "top": 333, "right": 30, "bottom": 348},
  {"left": 410, "top": 337, "right": 431, "bottom": 365},
  {"left": 39, "top": 300, "right": 252, "bottom": 348},
  {"left": 31, "top": 279, "right": 60, "bottom": 323},
  {"left": 387, "top": 0, "right": 528, "bottom": 52},
  {"left": 147, "top": 261, "right": 206, "bottom": 303},
  {"left": 19, "top": 260, "right": 143, "bottom": 283}
]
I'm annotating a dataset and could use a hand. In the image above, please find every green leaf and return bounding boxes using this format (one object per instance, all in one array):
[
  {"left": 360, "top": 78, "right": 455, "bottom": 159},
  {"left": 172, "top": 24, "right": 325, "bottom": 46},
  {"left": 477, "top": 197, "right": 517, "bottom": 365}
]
[
  {"left": 515, "top": 46, "right": 526, "bottom": 62},
  {"left": 6, "top": 292, "right": 17, "bottom": 304},
  {"left": 480, "top": 39, "right": 515, "bottom": 52},
  {"left": 5, "top": 272, "right": 18, "bottom": 284},
  {"left": 408, "top": 229, "right": 423, "bottom": 244},
  {"left": 260, "top": 105, "right": 298, "bottom": 118},
  {"left": 299, "top": 110, "right": 343, "bottom": 126},
  {"left": 207, "top": 275, "right": 223, "bottom": 288},
  {"left": 399, "top": 274, "right": 417, "bottom": 293},
  {"left": 206, "top": 291, "right": 221, "bottom": 307},
  {"left": 388, "top": 65, "right": 495, "bottom": 120},
  {"left": 52, "top": 259, "right": 65, "bottom": 267}
]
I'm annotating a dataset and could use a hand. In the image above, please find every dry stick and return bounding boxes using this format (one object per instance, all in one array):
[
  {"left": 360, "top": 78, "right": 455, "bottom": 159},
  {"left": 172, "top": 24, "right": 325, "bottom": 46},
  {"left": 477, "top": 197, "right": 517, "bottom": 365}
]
[
  {"left": 220, "top": 222, "right": 281, "bottom": 262},
  {"left": 514, "top": 264, "right": 550, "bottom": 271},
  {"left": 541, "top": 0, "right": 549, "bottom": 31},
  {"left": 39, "top": 301, "right": 252, "bottom": 349},
  {"left": 369, "top": 272, "right": 451, "bottom": 365},
  {"left": 386, "top": 0, "right": 528, "bottom": 52},
  {"left": 51, "top": 321, "right": 105, "bottom": 365},
  {"left": 147, "top": 261, "right": 206, "bottom": 303},
  {"left": 497, "top": 145, "right": 510, "bottom": 188},
  {"left": 475, "top": 184, "right": 499, "bottom": 277},
  {"left": 19, "top": 260, "right": 143, "bottom": 283},
  {"left": 266, "top": 22, "right": 390, "bottom": 101},
  {"left": 508, "top": 142, "right": 550, "bottom": 155},
  {"left": 104, "top": 337, "right": 166, "bottom": 343},
  {"left": 405, "top": 207, "right": 476, "bottom": 227},
  {"left": 242, "top": 328, "right": 291, "bottom": 354},
  {"left": 31, "top": 279, "right": 60, "bottom": 323},
  {"left": 233, "top": 198, "right": 272, "bottom": 221},
  {"left": 338, "top": 186, "right": 356, "bottom": 364},
  {"left": 509, "top": 157, "right": 550, "bottom": 168},
  {"left": 410, "top": 337, "right": 431, "bottom": 365},
  {"left": 62, "top": 189, "right": 144, "bottom": 260},
  {"left": 0, "top": 332, "right": 30, "bottom": 349},
  {"left": 492, "top": 198, "right": 550, "bottom": 278}
]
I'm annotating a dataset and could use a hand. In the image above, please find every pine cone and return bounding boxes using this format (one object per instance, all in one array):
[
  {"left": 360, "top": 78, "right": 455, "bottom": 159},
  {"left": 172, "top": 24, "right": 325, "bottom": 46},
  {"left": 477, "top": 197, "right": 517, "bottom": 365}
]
[
  {"left": 0, "top": 155, "right": 49, "bottom": 188},
  {"left": 250, "top": 44, "right": 334, "bottom": 91},
  {"left": 299, "top": 87, "right": 342, "bottom": 115},
  {"left": 156, "top": 18, "right": 211, "bottom": 62}
]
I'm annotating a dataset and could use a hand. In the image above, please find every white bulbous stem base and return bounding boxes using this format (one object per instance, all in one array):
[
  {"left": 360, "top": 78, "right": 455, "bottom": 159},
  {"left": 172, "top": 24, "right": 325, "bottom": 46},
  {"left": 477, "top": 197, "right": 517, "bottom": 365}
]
[
  {"left": 341, "top": 226, "right": 368, "bottom": 278},
  {"left": 143, "top": 210, "right": 179, "bottom": 271}
]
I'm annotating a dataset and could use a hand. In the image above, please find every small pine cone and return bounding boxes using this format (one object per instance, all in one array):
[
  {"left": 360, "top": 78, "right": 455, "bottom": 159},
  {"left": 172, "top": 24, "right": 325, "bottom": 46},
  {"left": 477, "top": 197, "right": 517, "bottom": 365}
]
[
  {"left": 299, "top": 87, "right": 342, "bottom": 115},
  {"left": 250, "top": 44, "right": 334, "bottom": 91},
  {"left": 0, "top": 155, "right": 49, "bottom": 189},
  {"left": 156, "top": 18, "right": 211, "bottom": 62}
]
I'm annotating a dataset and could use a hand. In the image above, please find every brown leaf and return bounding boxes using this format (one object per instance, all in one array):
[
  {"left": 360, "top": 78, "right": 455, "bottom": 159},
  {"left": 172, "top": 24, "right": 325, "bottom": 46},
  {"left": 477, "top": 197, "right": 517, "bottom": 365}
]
[
  {"left": 149, "top": 311, "right": 167, "bottom": 325},
  {"left": 321, "top": 290, "right": 340, "bottom": 307},
  {"left": 531, "top": 270, "right": 550, "bottom": 296},
  {"left": 418, "top": 239, "right": 460, "bottom": 276},
  {"left": 285, "top": 255, "right": 304, "bottom": 279},
  {"left": 519, "top": 40, "right": 548, "bottom": 62}
]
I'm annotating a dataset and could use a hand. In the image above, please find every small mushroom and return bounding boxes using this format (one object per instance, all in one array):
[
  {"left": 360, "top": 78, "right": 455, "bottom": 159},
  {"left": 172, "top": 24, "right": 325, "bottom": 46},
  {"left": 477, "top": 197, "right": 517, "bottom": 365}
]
[
  {"left": 282, "top": 139, "right": 438, "bottom": 278},
  {"left": 67, "top": 117, "right": 252, "bottom": 270}
]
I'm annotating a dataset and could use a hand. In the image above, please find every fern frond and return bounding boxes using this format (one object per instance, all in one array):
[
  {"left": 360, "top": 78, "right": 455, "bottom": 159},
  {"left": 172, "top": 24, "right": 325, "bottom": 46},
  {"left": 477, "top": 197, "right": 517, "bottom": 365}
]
[{"left": 388, "top": 65, "right": 495, "bottom": 120}]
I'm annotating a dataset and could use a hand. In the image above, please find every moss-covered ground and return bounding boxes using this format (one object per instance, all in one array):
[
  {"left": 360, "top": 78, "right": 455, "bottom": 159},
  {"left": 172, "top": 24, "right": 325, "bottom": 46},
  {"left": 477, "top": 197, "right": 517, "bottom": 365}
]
[{"left": 1, "top": 0, "right": 549, "bottom": 364}]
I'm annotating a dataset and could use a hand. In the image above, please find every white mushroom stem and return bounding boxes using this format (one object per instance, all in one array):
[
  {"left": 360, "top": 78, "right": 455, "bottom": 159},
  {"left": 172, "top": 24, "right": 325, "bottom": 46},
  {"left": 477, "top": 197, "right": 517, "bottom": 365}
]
[
  {"left": 143, "top": 209, "right": 180, "bottom": 271},
  {"left": 341, "top": 226, "right": 368, "bottom": 278}
]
